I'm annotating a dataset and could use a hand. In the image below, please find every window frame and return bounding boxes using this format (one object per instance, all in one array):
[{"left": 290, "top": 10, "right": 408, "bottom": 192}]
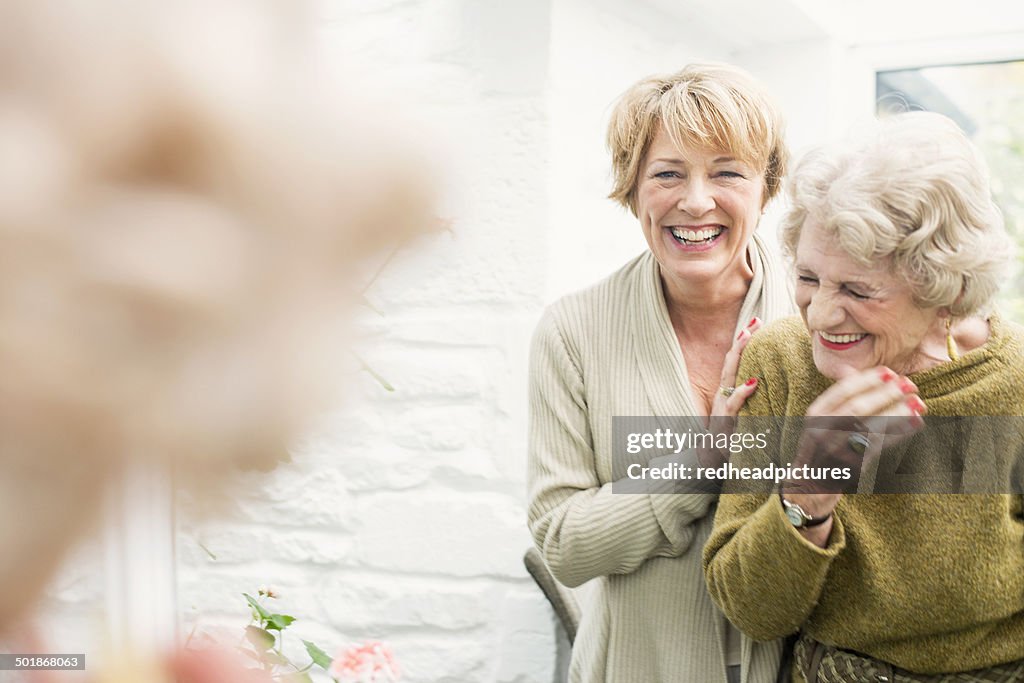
[{"left": 836, "top": 31, "right": 1024, "bottom": 131}]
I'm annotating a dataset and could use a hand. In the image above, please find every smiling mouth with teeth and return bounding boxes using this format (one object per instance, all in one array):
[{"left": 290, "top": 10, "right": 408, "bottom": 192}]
[
  {"left": 819, "top": 331, "right": 868, "bottom": 346},
  {"left": 670, "top": 226, "right": 723, "bottom": 244}
]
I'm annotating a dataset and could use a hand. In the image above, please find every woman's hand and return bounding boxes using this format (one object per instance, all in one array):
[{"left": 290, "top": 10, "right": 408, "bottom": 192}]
[
  {"left": 783, "top": 366, "right": 926, "bottom": 545},
  {"left": 702, "top": 317, "right": 763, "bottom": 467},
  {"left": 710, "top": 316, "right": 764, "bottom": 418}
]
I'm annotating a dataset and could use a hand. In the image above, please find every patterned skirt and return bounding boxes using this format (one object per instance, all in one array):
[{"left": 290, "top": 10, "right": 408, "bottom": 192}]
[{"left": 793, "top": 633, "right": 1024, "bottom": 683}]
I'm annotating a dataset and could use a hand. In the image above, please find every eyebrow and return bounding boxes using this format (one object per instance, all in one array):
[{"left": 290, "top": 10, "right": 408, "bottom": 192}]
[{"left": 648, "top": 156, "right": 743, "bottom": 166}]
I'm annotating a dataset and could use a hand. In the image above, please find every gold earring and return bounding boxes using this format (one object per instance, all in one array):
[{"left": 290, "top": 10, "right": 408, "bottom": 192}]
[{"left": 945, "top": 318, "right": 960, "bottom": 361}]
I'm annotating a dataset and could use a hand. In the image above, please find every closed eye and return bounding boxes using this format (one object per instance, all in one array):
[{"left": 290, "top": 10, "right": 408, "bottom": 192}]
[
  {"left": 797, "top": 275, "right": 818, "bottom": 285},
  {"left": 844, "top": 286, "right": 870, "bottom": 300}
]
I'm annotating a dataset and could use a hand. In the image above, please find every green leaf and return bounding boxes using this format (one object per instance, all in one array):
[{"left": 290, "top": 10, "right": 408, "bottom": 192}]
[
  {"left": 282, "top": 673, "right": 314, "bottom": 683},
  {"left": 265, "top": 613, "right": 296, "bottom": 631},
  {"left": 245, "top": 625, "right": 276, "bottom": 651},
  {"left": 302, "top": 640, "right": 333, "bottom": 670},
  {"left": 244, "top": 593, "right": 272, "bottom": 622}
]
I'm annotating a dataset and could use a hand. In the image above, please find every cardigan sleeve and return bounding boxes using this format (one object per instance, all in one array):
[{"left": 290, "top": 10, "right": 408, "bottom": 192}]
[
  {"left": 702, "top": 333, "right": 848, "bottom": 640},
  {"left": 527, "top": 306, "right": 716, "bottom": 588}
]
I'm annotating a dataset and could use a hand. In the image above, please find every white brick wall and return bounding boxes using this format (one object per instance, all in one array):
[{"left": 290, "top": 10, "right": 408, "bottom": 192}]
[{"left": 179, "top": 1, "right": 554, "bottom": 681}]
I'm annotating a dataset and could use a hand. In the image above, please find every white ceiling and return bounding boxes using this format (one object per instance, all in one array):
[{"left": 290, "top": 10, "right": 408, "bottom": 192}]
[
  {"left": 640, "top": 0, "right": 826, "bottom": 50},
  {"left": 791, "top": 0, "right": 1024, "bottom": 45},
  {"left": 641, "top": 0, "right": 1024, "bottom": 51}
]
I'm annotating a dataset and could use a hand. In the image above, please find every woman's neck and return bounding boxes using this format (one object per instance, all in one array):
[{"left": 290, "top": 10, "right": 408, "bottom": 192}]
[
  {"left": 662, "top": 272, "right": 750, "bottom": 341},
  {"left": 904, "top": 316, "right": 990, "bottom": 374}
]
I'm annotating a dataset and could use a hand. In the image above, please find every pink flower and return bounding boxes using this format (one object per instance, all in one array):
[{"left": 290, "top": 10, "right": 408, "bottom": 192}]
[{"left": 329, "top": 641, "right": 400, "bottom": 683}]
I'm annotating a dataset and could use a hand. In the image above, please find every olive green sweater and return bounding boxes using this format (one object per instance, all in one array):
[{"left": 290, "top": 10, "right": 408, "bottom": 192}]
[{"left": 703, "top": 315, "right": 1024, "bottom": 676}]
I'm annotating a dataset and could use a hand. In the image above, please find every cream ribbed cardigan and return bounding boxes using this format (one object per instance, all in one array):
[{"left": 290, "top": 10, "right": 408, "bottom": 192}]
[{"left": 528, "top": 235, "right": 792, "bottom": 683}]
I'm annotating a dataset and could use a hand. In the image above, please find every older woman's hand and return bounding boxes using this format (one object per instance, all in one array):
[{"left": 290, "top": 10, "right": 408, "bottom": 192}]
[{"left": 782, "top": 366, "right": 926, "bottom": 544}]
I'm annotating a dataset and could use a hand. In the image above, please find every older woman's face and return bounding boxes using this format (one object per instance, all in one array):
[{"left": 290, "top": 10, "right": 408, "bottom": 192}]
[
  {"left": 795, "top": 221, "right": 945, "bottom": 379},
  {"left": 635, "top": 126, "right": 764, "bottom": 292}
]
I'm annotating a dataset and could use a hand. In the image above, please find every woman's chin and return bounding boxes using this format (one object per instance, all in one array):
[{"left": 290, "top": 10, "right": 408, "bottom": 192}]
[
  {"left": 813, "top": 352, "right": 867, "bottom": 382},
  {"left": 663, "top": 261, "right": 723, "bottom": 283},
  {"left": 656, "top": 250, "right": 736, "bottom": 286}
]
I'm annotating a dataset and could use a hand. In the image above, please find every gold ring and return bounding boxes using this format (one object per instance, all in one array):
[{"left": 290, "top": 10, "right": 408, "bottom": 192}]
[{"left": 720, "top": 385, "right": 736, "bottom": 398}]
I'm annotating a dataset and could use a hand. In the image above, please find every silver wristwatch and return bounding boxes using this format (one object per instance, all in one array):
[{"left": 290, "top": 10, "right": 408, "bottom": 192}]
[{"left": 780, "top": 494, "right": 831, "bottom": 529}]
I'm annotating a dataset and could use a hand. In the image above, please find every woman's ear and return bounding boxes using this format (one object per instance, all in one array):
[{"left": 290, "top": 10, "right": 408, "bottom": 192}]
[{"left": 940, "top": 288, "right": 966, "bottom": 319}]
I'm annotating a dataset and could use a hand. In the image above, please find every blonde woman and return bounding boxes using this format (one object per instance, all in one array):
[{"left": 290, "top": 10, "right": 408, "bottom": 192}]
[{"left": 528, "top": 63, "right": 791, "bottom": 682}]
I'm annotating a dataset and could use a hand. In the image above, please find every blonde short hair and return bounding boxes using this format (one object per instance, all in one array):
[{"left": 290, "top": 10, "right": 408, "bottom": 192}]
[
  {"left": 606, "top": 62, "right": 787, "bottom": 215},
  {"left": 780, "top": 111, "right": 1010, "bottom": 317}
]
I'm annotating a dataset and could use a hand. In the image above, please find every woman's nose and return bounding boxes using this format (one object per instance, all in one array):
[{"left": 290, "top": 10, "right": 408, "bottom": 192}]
[
  {"left": 677, "top": 179, "right": 715, "bottom": 216},
  {"left": 805, "top": 290, "right": 845, "bottom": 330}
]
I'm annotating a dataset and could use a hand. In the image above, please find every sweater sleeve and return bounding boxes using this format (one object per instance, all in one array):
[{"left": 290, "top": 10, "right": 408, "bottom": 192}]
[
  {"left": 527, "top": 306, "right": 716, "bottom": 588},
  {"left": 702, "top": 332, "right": 848, "bottom": 640}
]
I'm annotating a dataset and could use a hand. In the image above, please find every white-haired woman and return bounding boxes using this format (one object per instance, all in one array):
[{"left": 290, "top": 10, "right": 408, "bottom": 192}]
[
  {"left": 528, "top": 63, "right": 792, "bottom": 682},
  {"left": 704, "top": 111, "right": 1024, "bottom": 681}
]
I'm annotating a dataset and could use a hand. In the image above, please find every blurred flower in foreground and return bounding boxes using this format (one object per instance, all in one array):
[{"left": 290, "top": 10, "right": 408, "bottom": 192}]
[
  {"left": 0, "top": 0, "right": 438, "bottom": 627},
  {"left": 167, "top": 646, "right": 275, "bottom": 683},
  {"left": 329, "top": 642, "right": 401, "bottom": 683}
]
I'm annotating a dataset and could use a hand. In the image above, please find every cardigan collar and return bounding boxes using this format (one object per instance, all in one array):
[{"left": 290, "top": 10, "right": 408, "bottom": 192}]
[{"left": 629, "top": 232, "right": 792, "bottom": 421}]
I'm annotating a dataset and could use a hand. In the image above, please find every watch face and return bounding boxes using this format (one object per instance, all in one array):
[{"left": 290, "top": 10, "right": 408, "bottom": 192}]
[{"left": 785, "top": 506, "right": 805, "bottom": 527}]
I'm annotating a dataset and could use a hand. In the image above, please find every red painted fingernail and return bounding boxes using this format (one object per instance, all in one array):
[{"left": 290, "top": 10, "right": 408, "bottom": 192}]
[
  {"left": 745, "top": 377, "right": 757, "bottom": 387},
  {"left": 898, "top": 378, "right": 917, "bottom": 394},
  {"left": 877, "top": 367, "right": 897, "bottom": 382},
  {"left": 736, "top": 329, "right": 748, "bottom": 340},
  {"left": 747, "top": 317, "right": 760, "bottom": 328},
  {"left": 906, "top": 396, "right": 926, "bottom": 413}
]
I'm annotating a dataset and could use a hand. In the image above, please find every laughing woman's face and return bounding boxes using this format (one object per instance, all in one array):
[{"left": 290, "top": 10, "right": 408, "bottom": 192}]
[
  {"left": 635, "top": 125, "right": 764, "bottom": 298},
  {"left": 794, "top": 220, "right": 947, "bottom": 379}
]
